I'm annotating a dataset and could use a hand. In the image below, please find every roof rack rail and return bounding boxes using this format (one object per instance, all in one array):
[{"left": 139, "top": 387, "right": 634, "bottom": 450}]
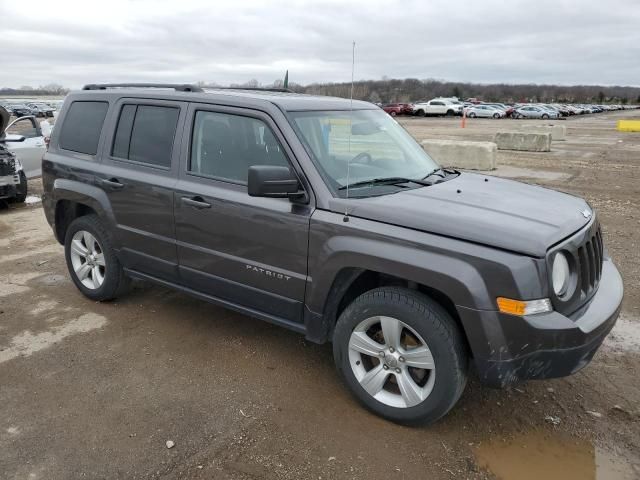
[
  {"left": 211, "top": 87, "right": 294, "bottom": 93},
  {"left": 82, "top": 83, "right": 204, "bottom": 92}
]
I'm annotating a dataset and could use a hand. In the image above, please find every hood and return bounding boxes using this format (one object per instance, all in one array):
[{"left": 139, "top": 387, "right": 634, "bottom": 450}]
[{"left": 329, "top": 172, "right": 591, "bottom": 257}]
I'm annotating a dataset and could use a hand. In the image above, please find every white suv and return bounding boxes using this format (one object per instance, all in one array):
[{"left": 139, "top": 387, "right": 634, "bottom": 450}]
[{"left": 412, "top": 99, "right": 463, "bottom": 117}]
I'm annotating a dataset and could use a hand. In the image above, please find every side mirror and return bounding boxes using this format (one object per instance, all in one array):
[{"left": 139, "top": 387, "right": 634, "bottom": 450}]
[{"left": 248, "top": 165, "right": 305, "bottom": 200}]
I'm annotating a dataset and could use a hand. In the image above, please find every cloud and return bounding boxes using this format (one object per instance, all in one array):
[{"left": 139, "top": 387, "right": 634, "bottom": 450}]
[{"left": 2, "top": 0, "right": 639, "bottom": 88}]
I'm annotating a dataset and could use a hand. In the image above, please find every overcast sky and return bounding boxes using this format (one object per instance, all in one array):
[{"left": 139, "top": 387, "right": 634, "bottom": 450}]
[{"left": 2, "top": 0, "right": 639, "bottom": 89}]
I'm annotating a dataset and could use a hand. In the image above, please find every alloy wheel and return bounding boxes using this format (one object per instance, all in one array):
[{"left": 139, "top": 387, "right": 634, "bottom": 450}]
[
  {"left": 348, "top": 316, "right": 436, "bottom": 408},
  {"left": 69, "top": 230, "right": 106, "bottom": 290}
]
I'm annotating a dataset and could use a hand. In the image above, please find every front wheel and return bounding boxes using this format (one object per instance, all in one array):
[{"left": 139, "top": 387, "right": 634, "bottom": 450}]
[
  {"left": 468, "top": 112, "right": 476, "bottom": 118},
  {"left": 493, "top": 112, "right": 500, "bottom": 119},
  {"left": 542, "top": 114, "right": 549, "bottom": 119},
  {"left": 64, "top": 214, "right": 130, "bottom": 301},
  {"left": 333, "top": 287, "right": 468, "bottom": 425}
]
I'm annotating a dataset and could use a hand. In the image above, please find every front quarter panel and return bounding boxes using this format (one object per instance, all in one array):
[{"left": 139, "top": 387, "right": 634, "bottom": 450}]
[{"left": 306, "top": 209, "right": 546, "bottom": 320}]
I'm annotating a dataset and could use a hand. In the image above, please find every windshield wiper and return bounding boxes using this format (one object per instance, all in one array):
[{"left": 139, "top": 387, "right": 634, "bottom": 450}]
[{"left": 338, "top": 176, "right": 431, "bottom": 191}]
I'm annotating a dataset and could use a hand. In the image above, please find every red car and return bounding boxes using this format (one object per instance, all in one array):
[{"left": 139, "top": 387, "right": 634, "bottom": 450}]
[{"left": 382, "top": 103, "right": 403, "bottom": 116}]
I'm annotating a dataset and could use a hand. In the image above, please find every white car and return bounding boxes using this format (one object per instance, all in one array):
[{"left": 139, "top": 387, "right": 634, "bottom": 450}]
[
  {"left": 412, "top": 99, "right": 463, "bottom": 117},
  {"left": 463, "top": 105, "right": 505, "bottom": 118},
  {"left": 1, "top": 107, "right": 49, "bottom": 178}
]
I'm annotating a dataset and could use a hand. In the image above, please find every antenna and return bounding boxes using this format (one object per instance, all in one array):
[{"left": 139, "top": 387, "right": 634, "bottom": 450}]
[{"left": 344, "top": 40, "right": 356, "bottom": 221}]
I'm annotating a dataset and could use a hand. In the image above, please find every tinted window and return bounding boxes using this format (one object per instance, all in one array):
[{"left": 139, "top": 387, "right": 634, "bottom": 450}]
[
  {"left": 190, "top": 111, "right": 289, "bottom": 183},
  {"left": 59, "top": 101, "right": 108, "bottom": 155},
  {"left": 112, "top": 104, "right": 179, "bottom": 168}
]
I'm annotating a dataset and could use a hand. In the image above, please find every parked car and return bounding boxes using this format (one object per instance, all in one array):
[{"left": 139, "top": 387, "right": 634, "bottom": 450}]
[
  {"left": 413, "top": 99, "right": 463, "bottom": 117},
  {"left": 464, "top": 105, "right": 505, "bottom": 118},
  {"left": 0, "top": 107, "right": 28, "bottom": 203},
  {"left": 42, "top": 84, "right": 623, "bottom": 425},
  {"left": 513, "top": 105, "right": 559, "bottom": 119},
  {"left": 27, "top": 102, "right": 55, "bottom": 117},
  {"left": 382, "top": 103, "right": 404, "bottom": 116},
  {"left": 1, "top": 107, "right": 49, "bottom": 178},
  {"left": 9, "top": 104, "right": 33, "bottom": 117},
  {"left": 482, "top": 103, "right": 515, "bottom": 117}
]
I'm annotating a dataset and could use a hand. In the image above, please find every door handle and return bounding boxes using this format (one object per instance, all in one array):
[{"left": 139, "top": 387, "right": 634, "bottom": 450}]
[
  {"left": 181, "top": 196, "right": 211, "bottom": 209},
  {"left": 101, "top": 178, "right": 124, "bottom": 189}
]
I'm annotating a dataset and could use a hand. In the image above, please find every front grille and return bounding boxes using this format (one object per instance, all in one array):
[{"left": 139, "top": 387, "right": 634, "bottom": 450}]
[
  {"left": 0, "top": 157, "right": 16, "bottom": 176},
  {"left": 577, "top": 227, "right": 604, "bottom": 295},
  {"left": 548, "top": 219, "right": 605, "bottom": 316}
]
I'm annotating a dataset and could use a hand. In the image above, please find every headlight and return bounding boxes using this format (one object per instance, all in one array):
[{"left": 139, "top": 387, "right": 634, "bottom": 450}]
[{"left": 552, "top": 252, "right": 570, "bottom": 296}]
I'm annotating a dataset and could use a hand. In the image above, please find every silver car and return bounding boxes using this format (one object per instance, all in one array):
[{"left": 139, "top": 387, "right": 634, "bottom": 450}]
[
  {"left": 513, "top": 105, "right": 559, "bottom": 119},
  {"left": 464, "top": 105, "right": 505, "bottom": 118}
]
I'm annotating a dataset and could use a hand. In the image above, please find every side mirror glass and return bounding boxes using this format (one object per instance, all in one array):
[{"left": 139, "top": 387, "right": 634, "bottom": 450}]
[{"left": 248, "top": 165, "right": 305, "bottom": 200}]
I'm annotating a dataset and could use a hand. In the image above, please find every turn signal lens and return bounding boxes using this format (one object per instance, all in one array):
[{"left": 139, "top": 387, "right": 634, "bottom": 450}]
[{"left": 497, "top": 297, "right": 552, "bottom": 316}]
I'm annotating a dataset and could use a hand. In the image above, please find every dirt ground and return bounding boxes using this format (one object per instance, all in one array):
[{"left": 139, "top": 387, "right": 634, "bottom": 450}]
[{"left": 1, "top": 110, "right": 639, "bottom": 480}]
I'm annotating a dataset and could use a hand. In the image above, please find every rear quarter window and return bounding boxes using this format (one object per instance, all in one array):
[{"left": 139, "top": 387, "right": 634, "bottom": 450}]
[{"left": 59, "top": 101, "right": 109, "bottom": 155}]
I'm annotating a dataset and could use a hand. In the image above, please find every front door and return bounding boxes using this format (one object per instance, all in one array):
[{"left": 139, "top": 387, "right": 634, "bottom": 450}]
[
  {"left": 95, "top": 98, "right": 187, "bottom": 281},
  {"left": 174, "top": 104, "right": 312, "bottom": 325},
  {"left": 4, "top": 116, "right": 46, "bottom": 178}
]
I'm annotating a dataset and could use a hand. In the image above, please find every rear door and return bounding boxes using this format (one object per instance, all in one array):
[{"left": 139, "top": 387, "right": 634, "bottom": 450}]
[
  {"left": 174, "top": 103, "right": 312, "bottom": 325},
  {"left": 96, "top": 98, "right": 187, "bottom": 281}
]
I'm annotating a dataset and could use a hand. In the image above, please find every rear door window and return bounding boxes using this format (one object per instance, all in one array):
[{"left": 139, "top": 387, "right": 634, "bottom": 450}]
[
  {"left": 59, "top": 101, "right": 109, "bottom": 155},
  {"left": 112, "top": 104, "right": 179, "bottom": 168}
]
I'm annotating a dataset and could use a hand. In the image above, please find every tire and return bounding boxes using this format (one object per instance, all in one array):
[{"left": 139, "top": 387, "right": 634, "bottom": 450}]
[
  {"left": 493, "top": 113, "right": 500, "bottom": 119},
  {"left": 446, "top": 110, "right": 455, "bottom": 117},
  {"left": 416, "top": 109, "right": 426, "bottom": 117},
  {"left": 333, "top": 287, "right": 468, "bottom": 425},
  {"left": 390, "top": 111, "right": 397, "bottom": 117},
  {"left": 64, "top": 214, "right": 130, "bottom": 301},
  {"left": 542, "top": 114, "right": 549, "bottom": 119},
  {"left": 469, "top": 112, "right": 476, "bottom": 118}
]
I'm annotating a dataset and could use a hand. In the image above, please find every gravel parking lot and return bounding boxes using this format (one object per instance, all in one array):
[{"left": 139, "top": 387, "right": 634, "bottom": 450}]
[{"left": 1, "top": 110, "right": 639, "bottom": 479}]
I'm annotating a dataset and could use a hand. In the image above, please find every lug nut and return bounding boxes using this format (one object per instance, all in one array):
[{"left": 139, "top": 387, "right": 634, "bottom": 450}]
[
  {"left": 399, "top": 356, "right": 405, "bottom": 362},
  {"left": 383, "top": 364, "right": 389, "bottom": 370},
  {"left": 379, "top": 351, "right": 385, "bottom": 357},
  {"left": 389, "top": 347, "right": 395, "bottom": 353},
  {"left": 395, "top": 368, "right": 401, "bottom": 374}
]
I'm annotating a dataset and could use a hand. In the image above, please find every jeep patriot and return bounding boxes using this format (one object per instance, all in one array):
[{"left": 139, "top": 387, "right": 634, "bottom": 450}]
[{"left": 42, "top": 84, "right": 624, "bottom": 424}]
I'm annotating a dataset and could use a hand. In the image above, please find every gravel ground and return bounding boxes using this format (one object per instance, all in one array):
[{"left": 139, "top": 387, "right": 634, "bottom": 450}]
[{"left": 1, "top": 110, "right": 639, "bottom": 479}]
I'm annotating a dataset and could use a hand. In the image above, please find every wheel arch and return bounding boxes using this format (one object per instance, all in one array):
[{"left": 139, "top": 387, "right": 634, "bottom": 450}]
[{"left": 51, "top": 179, "right": 115, "bottom": 245}]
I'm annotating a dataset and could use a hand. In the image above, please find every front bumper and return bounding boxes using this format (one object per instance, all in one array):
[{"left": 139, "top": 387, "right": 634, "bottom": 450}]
[
  {"left": 0, "top": 174, "right": 20, "bottom": 199},
  {"left": 458, "top": 258, "right": 623, "bottom": 387}
]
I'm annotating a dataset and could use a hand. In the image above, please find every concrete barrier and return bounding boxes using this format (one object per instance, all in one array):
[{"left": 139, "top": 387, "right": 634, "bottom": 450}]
[
  {"left": 494, "top": 132, "right": 551, "bottom": 152},
  {"left": 421, "top": 139, "right": 496, "bottom": 170},
  {"left": 519, "top": 124, "right": 566, "bottom": 140},
  {"left": 617, "top": 120, "right": 640, "bottom": 132}
]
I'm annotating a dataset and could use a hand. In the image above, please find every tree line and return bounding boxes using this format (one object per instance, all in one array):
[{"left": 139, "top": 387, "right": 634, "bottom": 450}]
[
  {"left": 287, "top": 78, "right": 640, "bottom": 104},
  {"left": 3, "top": 78, "right": 639, "bottom": 104}
]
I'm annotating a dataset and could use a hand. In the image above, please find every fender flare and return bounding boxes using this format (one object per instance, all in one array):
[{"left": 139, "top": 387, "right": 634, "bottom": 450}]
[{"left": 51, "top": 178, "right": 117, "bottom": 243}]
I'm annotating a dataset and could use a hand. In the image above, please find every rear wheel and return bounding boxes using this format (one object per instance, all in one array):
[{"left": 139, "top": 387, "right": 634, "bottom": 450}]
[
  {"left": 390, "top": 111, "right": 397, "bottom": 117},
  {"left": 469, "top": 112, "right": 476, "bottom": 118},
  {"left": 542, "top": 113, "right": 549, "bottom": 119},
  {"left": 333, "top": 287, "right": 468, "bottom": 425},
  {"left": 446, "top": 110, "right": 455, "bottom": 117},
  {"left": 64, "top": 214, "right": 130, "bottom": 301},
  {"left": 493, "top": 112, "right": 500, "bottom": 119},
  {"left": 416, "top": 109, "right": 426, "bottom": 117}
]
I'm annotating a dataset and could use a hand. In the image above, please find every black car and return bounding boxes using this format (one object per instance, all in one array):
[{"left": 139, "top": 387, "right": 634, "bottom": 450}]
[
  {"left": 9, "top": 104, "right": 33, "bottom": 117},
  {"left": 41, "top": 84, "right": 623, "bottom": 425}
]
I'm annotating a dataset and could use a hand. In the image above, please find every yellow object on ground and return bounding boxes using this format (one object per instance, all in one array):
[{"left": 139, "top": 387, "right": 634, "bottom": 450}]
[{"left": 617, "top": 120, "right": 640, "bottom": 132}]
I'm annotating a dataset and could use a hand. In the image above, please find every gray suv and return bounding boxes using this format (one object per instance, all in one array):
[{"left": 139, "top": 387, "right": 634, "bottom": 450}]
[{"left": 42, "top": 84, "right": 623, "bottom": 424}]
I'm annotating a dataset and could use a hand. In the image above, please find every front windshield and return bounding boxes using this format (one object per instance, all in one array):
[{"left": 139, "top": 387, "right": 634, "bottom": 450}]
[{"left": 288, "top": 109, "right": 440, "bottom": 197}]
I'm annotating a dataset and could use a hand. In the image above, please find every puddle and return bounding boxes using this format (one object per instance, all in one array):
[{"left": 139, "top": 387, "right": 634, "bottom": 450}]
[
  {"left": 603, "top": 313, "right": 640, "bottom": 354},
  {"left": 474, "top": 430, "right": 637, "bottom": 480},
  {"left": 486, "top": 165, "right": 571, "bottom": 182}
]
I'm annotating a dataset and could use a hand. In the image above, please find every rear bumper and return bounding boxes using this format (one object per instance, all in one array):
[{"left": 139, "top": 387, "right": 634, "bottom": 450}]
[{"left": 458, "top": 258, "right": 623, "bottom": 387}]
